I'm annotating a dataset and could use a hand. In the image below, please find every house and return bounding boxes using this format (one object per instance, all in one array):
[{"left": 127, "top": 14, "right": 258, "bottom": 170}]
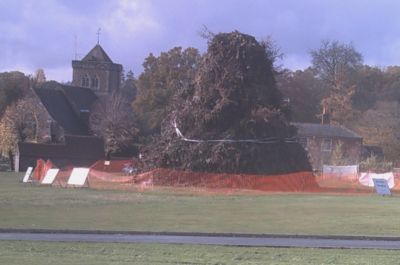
[
  {"left": 293, "top": 122, "right": 363, "bottom": 170},
  {"left": 14, "top": 44, "right": 121, "bottom": 171}
]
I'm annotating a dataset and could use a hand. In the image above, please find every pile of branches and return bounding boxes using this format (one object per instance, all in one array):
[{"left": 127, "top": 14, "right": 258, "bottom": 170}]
[{"left": 142, "top": 31, "right": 311, "bottom": 174}]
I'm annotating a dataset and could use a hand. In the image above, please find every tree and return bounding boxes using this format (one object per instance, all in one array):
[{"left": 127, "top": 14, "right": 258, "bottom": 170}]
[
  {"left": 276, "top": 68, "right": 326, "bottom": 122},
  {"left": 320, "top": 84, "right": 358, "bottom": 126},
  {"left": 352, "top": 101, "right": 400, "bottom": 164},
  {"left": 90, "top": 92, "right": 139, "bottom": 157},
  {"left": 133, "top": 47, "right": 201, "bottom": 135},
  {"left": 352, "top": 66, "right": 384, "bottom": 111},
  {"left": 311, "top": 40, "right": 363, "bottom": 125},
  {"left": 380, "top": 66, "right": 400, "bottom": 102},
  {"left": 330, "top": 141, "right": 355, "bottom": 166},
  {"left": 0, "top": 96, "right": 48, "bottom": 169},
  {"left": 33, "top": 69, "right": 46, "bottom": 86},
  {"left": 120, "top": 70, "right": 137, "bottom": 101},
  {"left": 0, "top": 71, "right": 29, "bottom": 116},
  {"left": 311, "top": 40, "right": 362, "bottom": 87}
]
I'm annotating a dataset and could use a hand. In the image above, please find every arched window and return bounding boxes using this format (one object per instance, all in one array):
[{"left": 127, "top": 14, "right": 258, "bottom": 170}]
[
  {"left": 81, "top": 74, "right": 90, "bottom": 87},
  {"left": 91, "top": 75, "right": 99, "bottom": 89}
]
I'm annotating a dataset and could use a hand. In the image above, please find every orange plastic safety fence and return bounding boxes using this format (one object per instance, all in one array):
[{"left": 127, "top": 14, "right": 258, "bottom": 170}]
[
  {"left": 31, "top": 159, "right": 54, "bottom": 181},
  {"left": 133, "top": 169, "right": 320, "bottom": 192}
]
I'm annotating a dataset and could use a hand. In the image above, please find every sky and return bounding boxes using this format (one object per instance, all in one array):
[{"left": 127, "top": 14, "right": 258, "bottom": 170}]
[{"left": 2, "top": 0, "right": 400, "bottom": 82}]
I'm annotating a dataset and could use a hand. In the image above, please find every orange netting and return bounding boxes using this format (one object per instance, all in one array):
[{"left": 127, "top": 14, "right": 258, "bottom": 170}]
[
  {"left": 90, "top": 160, "right": 138, "bottom": 172},
  {"left": 51, "top": 167, "right": 72, "bottom": 187},
  {"left": 31, "top": 159, "right": 54, "bottom": 181},
  {"left": 87, "top": 168, "right": 319, "bottom": 192},
  {"left": 28, "top": 159, "right": 400, "bottom": 194}
]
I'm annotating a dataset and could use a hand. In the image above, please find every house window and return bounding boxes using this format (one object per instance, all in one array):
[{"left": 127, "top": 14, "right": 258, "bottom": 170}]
[
  {"left": 321, "top": 138, "right": 332, "bottom": 152},
  {"left": 81, "top": 74, "right": 90, "bottom": 87},
  {"left": 91, "top": 75, "right": 99, "bottom": 89}
]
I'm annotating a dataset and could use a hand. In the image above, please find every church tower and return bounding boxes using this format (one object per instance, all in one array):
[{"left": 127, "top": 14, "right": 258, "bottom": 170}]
[{"left": 72, "top": 44, "right": 122, "bottom": 95}]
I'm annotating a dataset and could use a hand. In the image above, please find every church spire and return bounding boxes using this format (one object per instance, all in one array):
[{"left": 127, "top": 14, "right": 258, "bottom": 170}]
[{"left": 96, "top": 28, "right": 101, "bottom": 45}]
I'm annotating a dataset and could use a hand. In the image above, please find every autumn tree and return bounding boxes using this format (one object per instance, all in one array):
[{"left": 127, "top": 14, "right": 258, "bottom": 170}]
[
  {"left": 133, "top": 47, "right": 201, "bottom": 135},
  {"left": 352, "top": 101, "right": 400, "bottom": 164},
  {"left": 380, "top": 66, "right": 400, "bottom": 102},
  {"left": 33, "top": 69, "right": 46, "bottom": 86},
  {"left": 90, "top": 92, "right": 139, "bottom": 157},
  {"left": 311, "top": 40, "right": 363, "bottom": 125},
  {"left": 0, "top": 96, "right": 48, "bottom": 169},
  {"left": 0, "top": 71, "right": 29, "bottom": 116}
]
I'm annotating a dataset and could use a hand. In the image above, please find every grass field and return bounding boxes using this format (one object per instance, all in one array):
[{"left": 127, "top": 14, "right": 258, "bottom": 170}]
[
  {"left": 1, "top": 241, "right": 400, "bottom": 265},
  {"left": 1, "top": 172, "right": 400, "bottom": 236}
]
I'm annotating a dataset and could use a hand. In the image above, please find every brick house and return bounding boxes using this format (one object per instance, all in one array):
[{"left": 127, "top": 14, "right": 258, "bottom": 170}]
[{"left": 293, "top": 122, "right": 363, "bottom": 171}]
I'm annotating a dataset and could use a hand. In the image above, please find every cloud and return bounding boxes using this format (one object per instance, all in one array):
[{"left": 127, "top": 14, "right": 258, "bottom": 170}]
[
  {"left": 101, "top": 0, "right": 161, "bottom": 38},
  {"left": 45, "top": 66, "right": 72, "bottom": 83},
  {"left": 0, "top": 0, "right": 87, "bottom": 79},
  {"left": 4, "top": 0, "right": 400, "bottom": 82}
]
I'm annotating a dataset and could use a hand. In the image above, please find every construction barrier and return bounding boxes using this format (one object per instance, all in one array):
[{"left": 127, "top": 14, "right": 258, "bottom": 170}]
[
  {"left": 127, "top": 169, "right": 320, "bottom": 192},
  {"left": 27, "top": 159, "right": 400, "bottom": 193},
  {"left": 31, "top": 159, "right": 54, "bottom": 182},
  {"left": 359, "top": 172, "right": 395, "bottom": 189}
]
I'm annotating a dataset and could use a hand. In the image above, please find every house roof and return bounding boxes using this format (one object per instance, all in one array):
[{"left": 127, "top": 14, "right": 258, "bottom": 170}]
[
  {"left": 292, "top": 122, "right": 362, "bottom": 139},
  {"left": 18, "top": 135, "right": 104, "bottom": 161},
  {"left": 33, "top": 86, "right": 90, "bottom": 135},
  {"left": 81, "top": 44, "right": 113, "bottom": 63}
]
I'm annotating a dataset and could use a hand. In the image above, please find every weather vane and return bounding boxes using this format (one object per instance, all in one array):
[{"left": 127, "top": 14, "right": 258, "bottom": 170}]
[{"left": 97, "top": 28, "right": 101, "bottom": 44}]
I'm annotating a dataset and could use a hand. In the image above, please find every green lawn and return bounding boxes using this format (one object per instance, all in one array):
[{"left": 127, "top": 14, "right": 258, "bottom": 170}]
[
  {"left": 1, "top": 172, "right": 400, "bottom": 236},
  {"left": 1, "top": 241, "right": 399, "bottom": 265}
]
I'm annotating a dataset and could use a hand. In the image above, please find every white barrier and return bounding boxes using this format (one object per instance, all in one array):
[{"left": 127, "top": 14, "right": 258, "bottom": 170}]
[
  {"left": 322, "top": 165, "right": 359, "bottom": 180},
  {"left": 359, "top": 172, "right": 395, "bottom": 189},
  {"left": 22, "top": 167, "right": 33, "bottom": 183},
  {"left": 41, "top": 168, "right": 59, "bottom": 185},
  {"left": 67, "top": 168, "right": 89, "bottom": 186}
]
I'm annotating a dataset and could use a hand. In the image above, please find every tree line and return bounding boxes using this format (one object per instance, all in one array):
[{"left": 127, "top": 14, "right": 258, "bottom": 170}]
[{"left": 1, "top": 36, "right": 400, "bottom": 165}]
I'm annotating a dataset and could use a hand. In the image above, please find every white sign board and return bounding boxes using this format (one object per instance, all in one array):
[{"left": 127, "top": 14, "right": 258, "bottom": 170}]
[
  {"left": 22, "top": 167, "right": 33, "bottom": 183},
  {"left": 373, "top": 178, "right": 391, "bottom": 196},
  {"left": 41, "top": 168, "right": 59, "bottom": 185},
  {"left": 323, "top": 165, "right": 359, "bottom": 180},
  {"left": 359, "top": 172, "right": 395, "bottom": 189},
  {"left": 67, "top": 168, "right": 89, "bottom": 186}
]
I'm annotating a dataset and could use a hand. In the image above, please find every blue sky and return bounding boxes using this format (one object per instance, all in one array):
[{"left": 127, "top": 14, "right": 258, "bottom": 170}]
[{"left": 2, "top": 0, "right": 400, "bottom": 82}]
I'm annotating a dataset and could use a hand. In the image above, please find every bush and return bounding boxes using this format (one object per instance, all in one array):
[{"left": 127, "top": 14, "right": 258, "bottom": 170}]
[{"left": 359, "top": 155, "right": 392, "bottom": 173}]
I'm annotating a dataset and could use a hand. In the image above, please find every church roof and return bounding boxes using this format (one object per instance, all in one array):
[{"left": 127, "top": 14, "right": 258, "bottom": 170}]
[
  {"left": 60, "top": 85, "right": 98, "bottom": 113},
  {"left": 34, "top": 85, "right": 92, "bottom": 135},
  {"left": 81, "top": 44, "right": 113, "bottom": 63}
]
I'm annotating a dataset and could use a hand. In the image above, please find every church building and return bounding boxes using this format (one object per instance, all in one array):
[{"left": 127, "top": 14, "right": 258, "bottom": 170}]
[
  {"left": 14, "top": 44, "right": 122, "bottom": 171},
  {"left": 72, "top": 44, "right": 122, "bottom": 95}
]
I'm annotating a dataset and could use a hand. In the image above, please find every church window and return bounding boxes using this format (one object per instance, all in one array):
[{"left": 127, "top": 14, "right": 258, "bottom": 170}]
[
  {"left": 81, "top": 74, "right": 90, "bottom": 87},
  {"left": 91, "top": 75, "right": 99, "bottom": 89}
]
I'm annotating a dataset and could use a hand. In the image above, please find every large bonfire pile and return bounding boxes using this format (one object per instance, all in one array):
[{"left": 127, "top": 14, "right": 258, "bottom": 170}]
[{"left": 142, "top": 31, "right": 311, "bottom": 175}]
